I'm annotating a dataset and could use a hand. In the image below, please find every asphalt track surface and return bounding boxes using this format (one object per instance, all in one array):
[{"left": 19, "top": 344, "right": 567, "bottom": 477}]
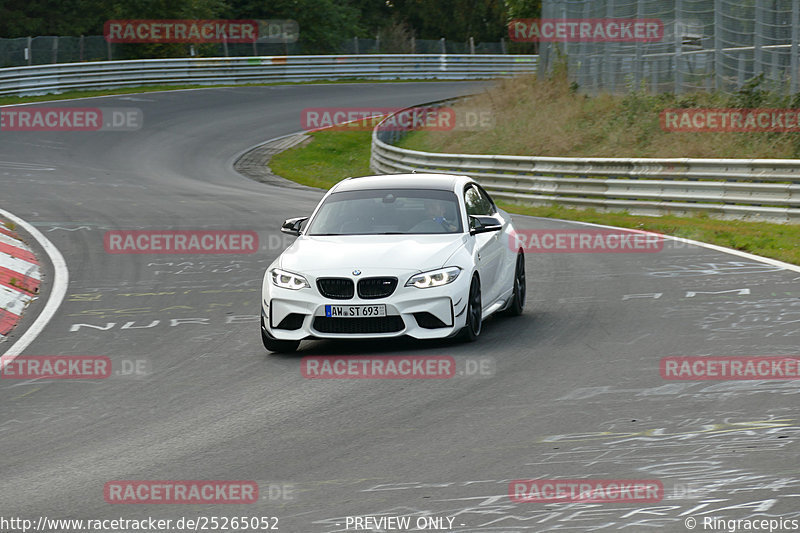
[{"left": 1, "top": 82, "right": 799, "bottom": 532}]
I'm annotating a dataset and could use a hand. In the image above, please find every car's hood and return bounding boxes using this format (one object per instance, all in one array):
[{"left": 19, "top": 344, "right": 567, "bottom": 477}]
[{"left": 278, "top": 234, "right": 467, "bottom": 276}]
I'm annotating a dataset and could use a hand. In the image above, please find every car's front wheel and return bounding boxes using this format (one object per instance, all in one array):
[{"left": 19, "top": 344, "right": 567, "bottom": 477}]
[
  {"left": 503, "top": 252, "right": 526, "bottom": 316},
  {"left": 460, "top": 275, "right": 482, "bottom": 342},
  {"left": 261, "top": 319, "right": 300, "bottom": 353}
]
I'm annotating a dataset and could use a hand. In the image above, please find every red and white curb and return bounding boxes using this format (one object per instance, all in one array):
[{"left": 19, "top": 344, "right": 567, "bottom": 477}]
[
  {"left": 0, "top": 221, "right": 40, "bottom": 339},
  {"left": 0, "top": 208, "right": 68, "bottom": 363}
]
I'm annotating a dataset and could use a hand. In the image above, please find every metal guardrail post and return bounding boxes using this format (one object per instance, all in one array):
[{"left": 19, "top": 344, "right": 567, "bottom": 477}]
[
  {"left": 674, "top": 0, "right": 683, "bottom": 94},
  {"left": 603, "top": 0, "right": 615, "bottom": 91},
  {"left": 579, "top": 0, "right": 590, "bottom": 90},
  {"left": 792, "top": 0, "right": 799, "bottom": 94},
  {"left": 714, "top": 0, "right": 723, "bottom": 91},
  {"left": 560, "top": 2, "right": 569, "bottom": 67},
  {"left": 754, "top": 1, "right": 764, "bottom": 78},
  {"left": 738, "top": 55, "right": 746, "bottom": 88},
  {"left": 634, "top": 0, "right": 644, "bottom": 90}
]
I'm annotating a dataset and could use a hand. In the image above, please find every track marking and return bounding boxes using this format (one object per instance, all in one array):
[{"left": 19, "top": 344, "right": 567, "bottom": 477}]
[
  {"left": 0, "top": 208, "right": 69, "bottom": 360},
  {"left": 514, "top": 214, "right": 800, "bottom": 274}
]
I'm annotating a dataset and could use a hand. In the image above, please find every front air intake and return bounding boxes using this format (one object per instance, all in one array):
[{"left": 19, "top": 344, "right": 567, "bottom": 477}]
[{"left": 316, "top": 278, "right": 355, "bottom": 299}]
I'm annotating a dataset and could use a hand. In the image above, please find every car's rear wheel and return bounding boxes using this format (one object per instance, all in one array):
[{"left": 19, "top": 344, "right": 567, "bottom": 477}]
[
  {"left": 503, "top": 252, "right": 526, "bottom": 316},
  {"left": 460, "top": 275, "right": 482, "bottom": 342},
  {"left": 261, "top": 319, "right": 300, "bottom": 353}
]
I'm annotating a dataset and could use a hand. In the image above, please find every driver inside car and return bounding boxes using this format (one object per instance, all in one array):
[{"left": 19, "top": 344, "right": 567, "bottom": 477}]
[{"left": 424, "top": 199, "right": 458, "bottom": 232}]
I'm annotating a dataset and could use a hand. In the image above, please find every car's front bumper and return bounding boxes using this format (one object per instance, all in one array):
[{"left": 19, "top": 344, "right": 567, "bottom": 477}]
[{"left": 261, "top": 273, "right": 469, "bottom": 341}]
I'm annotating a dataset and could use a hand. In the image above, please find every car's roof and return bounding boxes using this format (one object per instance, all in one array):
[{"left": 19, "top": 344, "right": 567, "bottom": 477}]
[{"left": 330, "top": 173, "right": 470, "bottom": 193}]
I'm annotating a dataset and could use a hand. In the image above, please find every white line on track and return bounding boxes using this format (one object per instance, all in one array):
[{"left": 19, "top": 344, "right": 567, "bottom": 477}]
[
  {"left": 514, "top": 213, "right": 800, "bottom": 274},
  {"left": 0, "top": 208, "right": 69, "bottom": 360}
]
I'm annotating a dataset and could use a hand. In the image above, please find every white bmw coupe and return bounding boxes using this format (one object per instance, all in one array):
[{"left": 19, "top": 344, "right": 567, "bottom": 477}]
[{"left": 260, "top": 173, "right": 526, "bottom": 352}]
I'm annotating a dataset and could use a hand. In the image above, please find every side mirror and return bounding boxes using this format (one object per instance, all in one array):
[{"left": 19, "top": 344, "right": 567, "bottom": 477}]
[
  {"left": 281, "top": 217, "right": 308, "bottom": 236},
  {"left": 469, "top": 215, "right": 502, "bottom": 235}
]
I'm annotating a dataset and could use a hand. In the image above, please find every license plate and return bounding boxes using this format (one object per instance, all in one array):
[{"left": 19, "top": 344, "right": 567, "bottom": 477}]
[{"left": 325, "top": 304, "right": 386, "bottom": 318}]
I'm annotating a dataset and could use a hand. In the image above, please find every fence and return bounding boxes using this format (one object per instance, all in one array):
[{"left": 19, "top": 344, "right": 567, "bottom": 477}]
[
  {"left": 370, "top": 102, "right": 800, "bottom": 222},
  {"left": 0, "top": 35, "right": 512, "bottom": 68},
  {"left": 339, "top": 37, "right": 508, "bottom": 55},
  {"left": 538, "top": 0, "right": 800, "bottom": 94},
  {"left": 0, "top": 55, "right": 538, "bottom": 96}
]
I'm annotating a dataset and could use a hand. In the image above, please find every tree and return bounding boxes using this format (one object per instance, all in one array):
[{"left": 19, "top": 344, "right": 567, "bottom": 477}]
[
  {"left": 386, "top": 0, "right": 509, "bottom": 43},
  {"left": 0, "top": 0, "right": 112, "bottom": 36},
  {"left": 503, "top": 0, "right": 540, "bottom": 53},
  {"left": 225, "top": 0, "right": 360, "bottom": 53},
  {"left": 504, "top": 0, "right": 541, "bottom": 19}
]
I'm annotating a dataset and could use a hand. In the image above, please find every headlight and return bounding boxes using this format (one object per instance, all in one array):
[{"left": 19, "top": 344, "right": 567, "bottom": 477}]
[
  {"left": 270, "top": 268, "right": 310, "bottom": 290},
  {"left": 405, "top": 267, "right": 461, "bottom": 289}
]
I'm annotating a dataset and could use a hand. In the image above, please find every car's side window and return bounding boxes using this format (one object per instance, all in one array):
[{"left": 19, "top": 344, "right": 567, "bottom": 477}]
[
  {"left": 475, "top": 185, "right": 496, "bottom": 214},
  {"left": 464, "top": 186, "right": 482, "bottom": 216},
  {"left": 465, "top": 185, "right": 492, "bottom": 216}
]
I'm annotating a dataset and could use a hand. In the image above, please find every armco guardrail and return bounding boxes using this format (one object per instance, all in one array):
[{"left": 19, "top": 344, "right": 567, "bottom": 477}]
[
  {"left": 0, "top": 54, "right": 537, "bottom": 96},
  {"left": 371, "top": 108, "right": 800, "bottom": 222}
]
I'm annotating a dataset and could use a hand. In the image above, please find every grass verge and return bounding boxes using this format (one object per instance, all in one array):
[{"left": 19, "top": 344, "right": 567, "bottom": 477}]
[
  {"left": 398, "top": 72, "right": 800, "bottom": 159},
  {"left": 496, "top": 202, "right": 800, "bottom": 266},
  {"left": 268, "top": 128, "right": 800, "bottom": 266},
  {"left": 269, "top": 130, "right": 374, "bottom": 190}
]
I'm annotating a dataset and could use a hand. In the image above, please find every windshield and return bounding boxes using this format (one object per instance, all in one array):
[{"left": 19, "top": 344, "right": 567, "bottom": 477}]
[{"left": 306, "top": 188, "right": 463, "bottom": 235}]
